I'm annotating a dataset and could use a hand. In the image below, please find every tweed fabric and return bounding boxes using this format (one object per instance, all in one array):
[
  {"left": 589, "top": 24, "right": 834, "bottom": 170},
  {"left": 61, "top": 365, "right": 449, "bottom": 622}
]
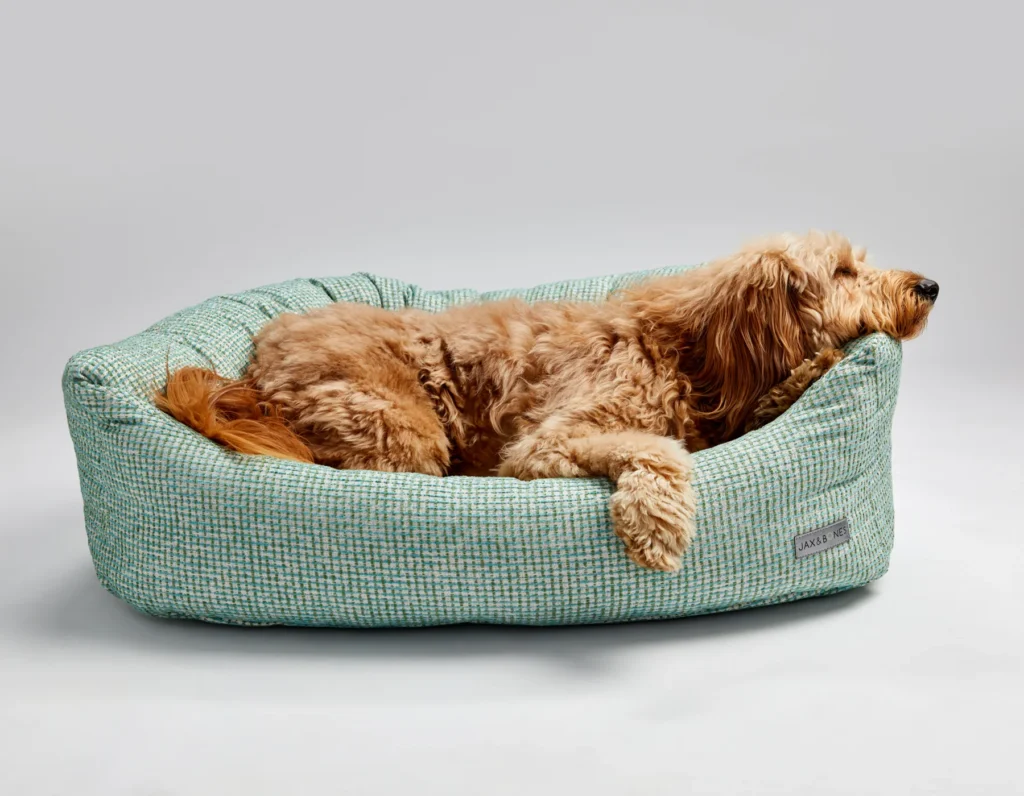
[{"left": 62, "top": 267, "right": 902, "bottom": 627}]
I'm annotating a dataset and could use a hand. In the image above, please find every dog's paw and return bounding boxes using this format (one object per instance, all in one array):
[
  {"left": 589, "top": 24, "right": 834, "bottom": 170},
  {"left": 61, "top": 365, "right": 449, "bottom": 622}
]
[
  {"left": 812, "top": 347, "right": 845, "bottom": 370},
  {"left": 610, "top": 464, "right": 696, "bottom": 572}
]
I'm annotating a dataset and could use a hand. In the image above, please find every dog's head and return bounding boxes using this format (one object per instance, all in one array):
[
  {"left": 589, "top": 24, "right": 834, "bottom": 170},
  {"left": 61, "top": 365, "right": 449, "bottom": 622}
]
[
  {"left": 627, "top": 230, "right": 938, "bottom": 438},
  {"left": 710, "top": 230, "right": 938, "bottom": 428},
  {"left": 739, "top": 231, "right": 938, "bottom": 350}
]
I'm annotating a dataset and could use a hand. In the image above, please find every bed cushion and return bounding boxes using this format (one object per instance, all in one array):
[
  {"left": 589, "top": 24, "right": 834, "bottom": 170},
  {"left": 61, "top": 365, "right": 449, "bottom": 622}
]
[{"left": 62, "top": 267, "right": 902, "bottom": 627}]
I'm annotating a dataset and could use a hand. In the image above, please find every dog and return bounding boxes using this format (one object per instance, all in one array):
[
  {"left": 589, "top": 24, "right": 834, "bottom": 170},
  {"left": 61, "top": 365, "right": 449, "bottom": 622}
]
[{"left": 157, "top": 231, "right": 938, "bottom": 571}]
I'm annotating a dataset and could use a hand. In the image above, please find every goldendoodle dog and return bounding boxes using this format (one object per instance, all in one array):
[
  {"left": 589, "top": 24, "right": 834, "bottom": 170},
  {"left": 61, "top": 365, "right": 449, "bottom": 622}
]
[{"left": 158, "top": 231, "right": 938, "bottom": 571}]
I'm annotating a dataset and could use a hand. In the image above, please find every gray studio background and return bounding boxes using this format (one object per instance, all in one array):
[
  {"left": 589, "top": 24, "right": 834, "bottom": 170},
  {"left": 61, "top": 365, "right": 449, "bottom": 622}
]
[{"left": 2, "top": 2, "right": 1021, "bottom": 795}]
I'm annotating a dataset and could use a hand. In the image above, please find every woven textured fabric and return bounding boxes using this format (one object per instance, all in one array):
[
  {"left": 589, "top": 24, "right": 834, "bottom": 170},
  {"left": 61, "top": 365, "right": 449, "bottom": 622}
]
[{"left": 63, "top": 268, "right": 902, "bottom": 627}]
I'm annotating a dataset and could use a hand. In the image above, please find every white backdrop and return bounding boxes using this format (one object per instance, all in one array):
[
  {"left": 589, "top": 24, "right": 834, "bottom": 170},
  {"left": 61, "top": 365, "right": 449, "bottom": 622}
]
[{"left": 2, "top": 2, "right": 1021, "bottom": 794}]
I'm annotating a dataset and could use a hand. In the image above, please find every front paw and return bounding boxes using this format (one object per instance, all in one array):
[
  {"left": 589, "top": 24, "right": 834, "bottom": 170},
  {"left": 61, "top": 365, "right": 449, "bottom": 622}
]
[
  {"left": 812, "top": 347, "right": 845, "bottom": 369},
  {"left": 610, "top": 468, "right": 696, "bottom": 572}
]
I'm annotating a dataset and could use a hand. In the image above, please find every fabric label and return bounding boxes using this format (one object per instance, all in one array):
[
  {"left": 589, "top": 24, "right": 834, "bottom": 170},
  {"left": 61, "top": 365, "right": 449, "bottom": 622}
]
[{"left": 794, "top": 519, "right": 850, "bottom": 559}]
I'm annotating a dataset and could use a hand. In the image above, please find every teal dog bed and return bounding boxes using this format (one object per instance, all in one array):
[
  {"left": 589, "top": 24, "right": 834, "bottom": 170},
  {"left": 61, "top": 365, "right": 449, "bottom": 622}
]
[{"left": 63, "top": 268, "right": 902, "bottom": 627}]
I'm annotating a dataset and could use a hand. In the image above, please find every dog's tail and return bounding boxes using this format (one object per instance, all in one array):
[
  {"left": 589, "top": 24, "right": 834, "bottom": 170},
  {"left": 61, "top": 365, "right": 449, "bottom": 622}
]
[{"left": 156, "top": 366, "right": 314, "bottom": 464}]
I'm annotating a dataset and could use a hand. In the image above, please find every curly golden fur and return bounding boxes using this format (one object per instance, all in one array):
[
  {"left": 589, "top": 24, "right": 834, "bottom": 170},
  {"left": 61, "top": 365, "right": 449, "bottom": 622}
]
[{"left": 158, "top": 231, "right": 937, "bottom": 571}]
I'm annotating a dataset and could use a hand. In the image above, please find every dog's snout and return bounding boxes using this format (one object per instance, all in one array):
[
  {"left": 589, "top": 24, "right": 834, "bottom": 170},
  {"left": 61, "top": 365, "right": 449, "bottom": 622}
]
[{"left": 913, "top": 278, "right": 940, "bottom": 301}]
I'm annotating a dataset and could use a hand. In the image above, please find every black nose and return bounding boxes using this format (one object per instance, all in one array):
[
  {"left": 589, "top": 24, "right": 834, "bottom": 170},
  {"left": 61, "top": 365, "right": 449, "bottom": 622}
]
[{"left": 914, "top": 279, "right": 939, "bottom": 300}]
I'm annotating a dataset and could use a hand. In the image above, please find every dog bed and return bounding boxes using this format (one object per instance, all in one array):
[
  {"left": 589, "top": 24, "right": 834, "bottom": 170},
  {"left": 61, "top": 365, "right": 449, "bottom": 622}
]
[{"left": 63, "top": 267, "right": 902, "bottom": 627}]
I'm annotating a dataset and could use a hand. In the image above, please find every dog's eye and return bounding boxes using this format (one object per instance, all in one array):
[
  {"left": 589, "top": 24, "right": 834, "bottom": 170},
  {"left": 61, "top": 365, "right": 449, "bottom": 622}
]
[{"left": 833, "top": 265, "right": 856, "bottom": 279}]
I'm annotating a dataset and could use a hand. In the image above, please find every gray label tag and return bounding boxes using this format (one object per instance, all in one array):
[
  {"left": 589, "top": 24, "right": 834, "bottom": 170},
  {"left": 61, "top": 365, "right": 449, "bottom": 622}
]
[{"left": 794, "top": 519, "right": 850, "bottom": 559}]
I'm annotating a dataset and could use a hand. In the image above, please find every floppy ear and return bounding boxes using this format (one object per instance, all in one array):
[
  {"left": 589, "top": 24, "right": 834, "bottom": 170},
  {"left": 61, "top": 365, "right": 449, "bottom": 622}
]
[
  {"left": 739, "top": 249, "right": 811, "bottom": 295},
  {"left": 692, "top": 250, "right": 809, "bottom": 436}
]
